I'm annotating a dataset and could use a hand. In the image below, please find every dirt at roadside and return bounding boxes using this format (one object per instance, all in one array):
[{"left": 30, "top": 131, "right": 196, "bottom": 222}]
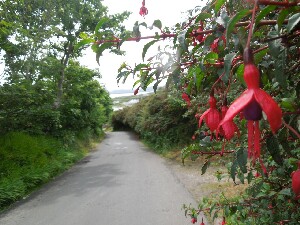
[{"left": 164, "top": 151, "right": 247, "bottom": 225}]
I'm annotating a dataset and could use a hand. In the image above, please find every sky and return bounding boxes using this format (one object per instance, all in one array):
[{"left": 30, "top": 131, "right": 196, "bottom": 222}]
[{"left": 79, "top": 0, "right": 203, "bottom": 92}]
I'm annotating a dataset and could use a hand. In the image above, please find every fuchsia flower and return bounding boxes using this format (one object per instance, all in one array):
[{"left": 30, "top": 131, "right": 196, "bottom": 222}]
[
  {"left": 219, "top": 48, "right": 282, "bottom": 163},
  {"left": 219, "top": 103, "right": 240, "bottom": 141},
  {"left": 198, "top": 93, "right": 221, "bottom": 136},
  {"left": 182, "top": 92, "right": 191, "bottom": 107},
  {"left": 139, "top": 0, "right": 148, "bottom": 17}
]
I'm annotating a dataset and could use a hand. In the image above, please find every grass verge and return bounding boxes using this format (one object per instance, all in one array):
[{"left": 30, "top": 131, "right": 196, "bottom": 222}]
[{"left": 0, "top": 132, "right": 99, "bottom": 211}]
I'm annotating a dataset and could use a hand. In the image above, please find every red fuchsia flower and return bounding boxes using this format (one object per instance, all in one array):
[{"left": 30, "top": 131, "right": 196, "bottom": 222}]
[
  {"left": 182, "top": 92, "right": 191, "bottom": 107},
  {"left": 218, "top": 48, "right": 282, "bottom": 165},
  {"left": 198, "top": 93, "right": 221, "bottom": 137},
  {"left": 139, "top": 0, "right": 148, "bottom": 17},
  {"left": 191, "top": 217, "right": 197, "bottom": 224},
  {"left": 221, "top": 217, "right": 226, "bottom": 225},
  {"left": 210, "top": 35, "right": 226, "bottom": 53},
  {"left": 291, "top": 161, "right": 300, "bottom": 200},
  {"left": 218, "top": 103, "right": 240, "bottom": 141}
]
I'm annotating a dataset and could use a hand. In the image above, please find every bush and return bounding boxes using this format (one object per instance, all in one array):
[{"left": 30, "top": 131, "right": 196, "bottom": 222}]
[{"left": 112, "top": 89, "right": 197, "bottom": 152}]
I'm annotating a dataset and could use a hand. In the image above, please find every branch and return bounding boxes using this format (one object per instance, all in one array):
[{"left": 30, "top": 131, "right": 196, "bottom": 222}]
[
  {"left": 282, "top": 119, "right": 300, "bottom": 140},
  {"left": 258, "top": 0, "right": 300, "bottom": 6}
]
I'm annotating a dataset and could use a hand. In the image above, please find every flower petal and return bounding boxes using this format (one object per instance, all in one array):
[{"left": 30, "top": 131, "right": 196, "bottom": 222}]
[
  {"left": 254, "top": 89, "right": 282, "bottom": 133},
  {"left": 198, "top": 110, "right": 210, "bottom": 128},
  {"left": 219, "top": 89, "right": 254, "bottom": 127}
]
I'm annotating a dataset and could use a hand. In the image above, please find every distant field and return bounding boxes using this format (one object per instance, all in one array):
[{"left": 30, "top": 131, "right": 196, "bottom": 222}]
[{"left": 111, "top": 91, "right": 153, "bottom": 111}]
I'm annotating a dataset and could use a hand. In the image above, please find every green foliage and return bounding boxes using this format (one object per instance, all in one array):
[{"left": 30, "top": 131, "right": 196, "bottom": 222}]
[
  {"left": 0, "top": 132, "right": 86, "bottom": 210},
  {"left": 112, "top": 89, "right": 196, "bottom": 153}
]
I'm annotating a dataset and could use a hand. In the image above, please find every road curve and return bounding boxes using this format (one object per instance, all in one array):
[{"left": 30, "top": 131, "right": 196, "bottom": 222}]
[{"left": 0, "top": 132, "right": 204, "bottom": 225}]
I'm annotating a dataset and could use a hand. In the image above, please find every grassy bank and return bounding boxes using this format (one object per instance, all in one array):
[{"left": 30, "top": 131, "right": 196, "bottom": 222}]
[{"left": 0, "top": 132, "right": 98, "bottom": 211}]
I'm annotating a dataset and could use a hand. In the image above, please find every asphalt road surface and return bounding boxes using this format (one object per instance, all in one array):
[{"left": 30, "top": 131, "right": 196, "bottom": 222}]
[{"left": 0, "top": 132, "right": 206, "bottom": 225}]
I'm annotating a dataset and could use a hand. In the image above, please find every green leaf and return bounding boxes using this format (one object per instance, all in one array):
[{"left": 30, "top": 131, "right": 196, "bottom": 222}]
[
  {"left": 142, "top": 40, "right": 158, "bottom": 61},
  {"left": 201, "top": 160, "right": 211, "bottom": 175},
  {"left": 230, "top": 160, "right": 238, "bottom": 183},
  {"left": 255, "top": 5, "right": 277, "bottom": 28},
  {"left": 94, "top": 42, "right": 112, "bottom": 65},
  {"left": 236, "top": 64, "right": 245, "bottom": 86},
  {"left": 153, "top": 80, "right": 161, "bottom": 93},
  {"left": 277, "top": 9, "right": 290, "bottom": 31},
  {"left": 95, "top": 17, "right": 109, "bottom": 35},
  {"left": 152, "top": 20, "right": 162, "bottom": 30},
  {"left": 195, "top": 13, "right": 212, "bottom": 23},
  {"left": 226, "top": 9, "right": 251, "bottom": 41},
  {"left": 117, "top": 71, "right": 130, "bottom": 84},
  {"left": 278, "top": 188, "right": 292, "bottom": 196},
  {"left": 266, "top": 135, "right": 283, "bottom": 165},
  {"left": 223, "top": 52, "right": 236, "bottom": 83},
  {"left": 74, "top": 39, "right": 94, "bottom": 52},
  {"left": 287, "top": 13, "right": 300, "bottom": 33},
  {"left": 133, "top": 63, "right": 148, "bottom": 75},
  {"left": 177, "top": 30, "right": 188, "bottom": 52},
  {"left": 214, "top": 0, "right": 226, "bottom": 15},
  {"left": 254, "top": 48, "right": 268, "bottom": 64},
  {"left": 281, "top": 98, "right": 296, "bottom": 111},
  {"left": 247, "top": 172, "right": 253, "bottom": 184},
  {"left": 204, "top": 52, "right": 219, "bottom": 64},
  {"left": 237, "top": 148, "right": 248, "bottom": 174}
]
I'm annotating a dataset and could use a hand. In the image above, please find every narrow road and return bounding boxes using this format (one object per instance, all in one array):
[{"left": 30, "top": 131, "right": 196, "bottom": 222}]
[{"left": 0, "top": 132, "right": 202, "bottom": 225}]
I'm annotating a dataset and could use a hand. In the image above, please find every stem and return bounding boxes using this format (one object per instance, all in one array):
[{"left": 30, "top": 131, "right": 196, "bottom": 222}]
[
  {"left": 246, "top": 0, "right": 259, "bottom": 49},
  {"left": 258, "top": 0, "right": 300, "bottom": 6},
  {"left": 191, "top": 150, "right": 235, "bottom": 156},
  {"left": 282, "top": 119, "right": 300, "bottom": 140}
]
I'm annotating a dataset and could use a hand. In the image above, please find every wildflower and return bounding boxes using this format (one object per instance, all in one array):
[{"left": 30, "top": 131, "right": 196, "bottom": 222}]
[
  {"left": 198, "top": 93, "right": 221, "bottom": 136},
  {"left": 219, "top": 48, "right": 282, "bottom": 163},
  {"left": 139, "top": 0, "right": 148, "bottom": 17}
]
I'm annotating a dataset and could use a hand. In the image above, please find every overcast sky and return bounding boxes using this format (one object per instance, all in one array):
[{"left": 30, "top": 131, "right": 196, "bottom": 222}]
[{"left": 80, "top": 0, "right": 203, "bottom": 92}]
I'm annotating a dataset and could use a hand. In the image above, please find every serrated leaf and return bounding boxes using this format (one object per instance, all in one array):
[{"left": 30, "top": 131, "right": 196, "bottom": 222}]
[
  {"left": 201, "top": 160, "right": 211, "bottom": 175},
  {"left": 142, "top": 40, "right": 158, "bottom": 61},
  {"left": 214, "top": 0, "right": 226, "bottom": 15},
  {"left": 226, "top": 9, "right": 251, "bottom": 41},
  {"left": 223, "top": 52, "right": 236, "bottom": 83},
  {"left": 287, "top": 12, "right": 300, "bottom": 33},
  {"left": 152, "top": 20, "right": 162, "bottom": 30},
  {"left": 255, "top": 5, "right": 277, "bottom": 28},
  {"left": 237, "top": 148, "right": 248, "bottom": 173},
  {"left": 95, "top": 17, "right": 109, "bottom": 35}
]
